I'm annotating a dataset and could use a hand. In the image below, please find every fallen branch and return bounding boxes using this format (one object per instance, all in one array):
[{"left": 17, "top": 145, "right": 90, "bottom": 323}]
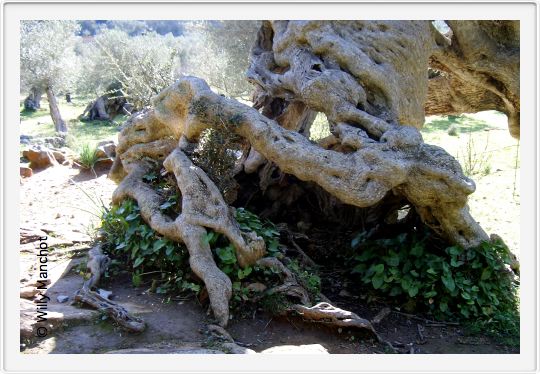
[{"left": 74, "top": 245, "right": 146, "bottom": 332}]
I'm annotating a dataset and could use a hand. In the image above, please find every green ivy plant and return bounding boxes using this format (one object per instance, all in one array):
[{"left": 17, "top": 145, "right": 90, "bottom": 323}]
[
  {"left": 350, "top": 230, "right": 519, "bottom": 339},
  {"left": 99, "top": 195, "right": 315, "bottom": 313},
  {"left": 100, "top": 198, "right": 199, "bottom": 295}
]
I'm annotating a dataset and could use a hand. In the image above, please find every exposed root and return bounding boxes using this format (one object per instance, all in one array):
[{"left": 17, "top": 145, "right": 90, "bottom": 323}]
[
  {"left": 290, "top": 302, "right": 376, "bottom": 334},
  {"left": 74, "top": 245, "right": 146, "bottom": 332},
  {"left": 110, "top": 128, "right": 266, "bottom": 325},
  {"left": 164, "top": 148, "right": 266, "bottom": 268},
  {"left": 177, "top": 219, "right": 232, "bottom": 327},
  {"left": 256, "top": 257, "right": 310, "bottom": 305}
]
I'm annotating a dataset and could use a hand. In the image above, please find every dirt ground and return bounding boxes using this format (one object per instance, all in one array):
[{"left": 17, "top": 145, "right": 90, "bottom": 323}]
[{"left": 19, "top": 161, "right": 519, "bottom": 354}]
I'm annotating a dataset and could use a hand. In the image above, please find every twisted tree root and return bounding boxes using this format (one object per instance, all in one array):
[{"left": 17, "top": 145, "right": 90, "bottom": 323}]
[
  {"left": 107, "top": 73, "right": 490, "bottom": 325},
  {"left": 255, "top": 257, "right": 380, "bottom": 340},
  {"left": 110, "top": 129, "right": 267, "bottom": 325},
  {"left": 74, "top": 245, "right": 146, "bottom": 332},
  {"left": 290, "top": 302, "right": 375, "bottom": 332},
  {"left": 256, "top": 257, "right": 310, "bottom": 306}
]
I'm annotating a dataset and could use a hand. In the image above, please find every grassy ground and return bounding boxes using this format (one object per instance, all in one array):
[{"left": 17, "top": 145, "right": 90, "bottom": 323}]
[
  {"left": 19, "top": 94, "right": 126, "bottom": 151},
  {"left": 309, "top": 111, "right": 520, "bottom": 256}
]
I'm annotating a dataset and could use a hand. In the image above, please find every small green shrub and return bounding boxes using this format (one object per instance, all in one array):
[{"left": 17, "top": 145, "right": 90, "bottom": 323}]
[
  {"left": 78, "top": 143, "right": 100, "bottom": 171},
  {"left": 286, "top": 259, "right": 321, "bottom": 300},
  {"left": 191, "top": 127, "right": 243, "bottom": 203},
  {"left": 447, "top": 123, "right": 459, "bottom": 136},
  {"left": 350, "top": 230, "right": 519, "bottom": 339},
  {"left": 459, "top": 132, "right": 492, "bottom": 177}
]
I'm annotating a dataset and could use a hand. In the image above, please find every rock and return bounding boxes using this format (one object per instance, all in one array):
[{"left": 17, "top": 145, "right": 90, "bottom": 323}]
[
  {"left": 246, "top": 282, "right": 267, "bottom": 293},
  {"left": 95, "top": 157, "right": 114, "bottom": 168},
  {"left": 22, "top": 145, "right": 58, "bottom": 169},
  {"left": 95, "top": 148, "right": 107, "bottom": 159},
  {"left": 20, "top": 298, "right": 98, "bottom": 341},
  {"left": 51, "top": 150, "right": 66, "bottom": 163},
  {"left": 97, "top": 289, "right": 113, "bottom": 299},
  {"left": 105, "top": 347, "right": 225, "bottom": 354},
  {"left": 261, "top": 344, "right": 329, "bottom": 354},
  {"left": 20, "top": 286, "right": 39, "bottom": 299},
  {"left": 20, "top": 135, "right": 33, "bottom": 144},
  {"left": 338, "top": 289, "right": 352, "bottom": 297},
  {"left": 20, "top": 166, "right": 33, "bottom": 178},
  {"left": 42, "top": 136, "right": 66, "bottom": 148},
  {"left": 56, "top": 295, "right": 69, "bottom": 303},
  {"left": 97, "top": 140, "right": 116, "bottom": 153},
  {"left": 220, "top": 342, "right": 256, "bottom": 354},
  {"left": 96, "top": 140, "right": 117, "bottom": 158}
]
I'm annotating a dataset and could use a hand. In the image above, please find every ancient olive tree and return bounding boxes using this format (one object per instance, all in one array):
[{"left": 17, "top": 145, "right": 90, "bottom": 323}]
[
  {"left": 83, "top": 20, "right": 519, "bottom": 329},
  {"left": 20, "top": 20, "right": 80, "bottom": 132}
]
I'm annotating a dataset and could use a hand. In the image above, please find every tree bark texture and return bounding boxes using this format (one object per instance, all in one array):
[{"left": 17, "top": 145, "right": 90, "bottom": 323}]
[{"left": 46, "top": 86, "right": 67, "bottom": 133}]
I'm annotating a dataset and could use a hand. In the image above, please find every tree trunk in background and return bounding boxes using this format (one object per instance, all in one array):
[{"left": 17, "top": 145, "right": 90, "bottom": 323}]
[
  {"left": 81, "top": 82, "right": 131, "bottom": 122},
  {"left": 46, "top": 86, "right": 67, "bottom": 133},
  {"left": 23, "top": 86, "right": 43, "bottom": 111}
]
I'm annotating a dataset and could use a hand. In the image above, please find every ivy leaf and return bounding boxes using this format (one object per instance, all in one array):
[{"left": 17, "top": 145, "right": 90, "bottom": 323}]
[
  {"left": 439, "top": 301, "right": 448, "bottom": 313},
  {"left": 125, "top": 212, "right": 140, "bottom": 221},
  {"left": 447, "top": 246, "right": 462, "bottom": 256},
  {"left": 441, "top": 273, "right": 456, "bottom": 292},
  {"left": 153, "top": 239, "right": 167, "bottom": 252},
  {"left": 165, "top": 246, "right": 174, "bottom": 257},
  {"left": 408, "top": 285, "right": 419, "bottom": 297},
  {"left": 372, "top": 273, "right": 384, "bottom": 289},
  {"left": 132, "top": 273, "right": 142, "bottom": 287},
  {"left": 481, "top": 268, "right": 492, "bottom": 280},
  {"left": 373, "top": 263, "right": 385, "bottom": 274},
  {"left": 133, "top": 257, "right": 145, "bottom": 268},
  {"left": 268, "top": 240, "right": 279, "bottom": 253},
  {"left": 450, "top": 258, "right": 464, "bottom": 267},
  {"left": 410, "top": 242, "right": 424, "bottom": 257}
]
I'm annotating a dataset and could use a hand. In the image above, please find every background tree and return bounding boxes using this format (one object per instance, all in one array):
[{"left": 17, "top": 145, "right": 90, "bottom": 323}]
[
  {"left": 183, "top": 21, "right": 260, "bottom": 99},
  {"left": 76, "top": 29, "right": 187, "bottom": 116},
  {"left": 20, "top": 20, "right": 80, "bottom": 132}
]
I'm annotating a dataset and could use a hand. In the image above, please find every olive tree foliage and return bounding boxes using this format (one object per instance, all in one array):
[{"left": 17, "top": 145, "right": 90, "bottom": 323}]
[
  {"left": 20, "top": 20, "right": 80, "bottom": 132},
  {"left": 75, "top": 29, "right": 187, "bottom": 111},
  {"left": 182, "top": 21, "right": 260, "bottom": 99}
]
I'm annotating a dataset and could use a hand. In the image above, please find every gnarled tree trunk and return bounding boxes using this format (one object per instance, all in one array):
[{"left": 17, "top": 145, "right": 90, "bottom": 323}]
[
  {"left": 46, "top": 85, "right": 67, "bottom": 133},
  {"left": 81, "top": 82, "right": 132, "bottom": 122},
  {"left": 105, "top": 20, "right": 517, "bottom": 326},
  {"left": 24, "top": 86, "right": 43, "bottom": 111}
]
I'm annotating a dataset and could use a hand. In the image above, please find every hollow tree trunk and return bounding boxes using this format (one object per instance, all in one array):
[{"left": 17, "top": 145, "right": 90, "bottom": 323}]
[
  {"left": 106, "top": 20, "right": 516, "bottom": 325},
  {"left": 24, "top": 86, "right": 43, "bottom": 111},
  {"left": 46, "top": 86, "right": 67, "bottom": 133}
]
